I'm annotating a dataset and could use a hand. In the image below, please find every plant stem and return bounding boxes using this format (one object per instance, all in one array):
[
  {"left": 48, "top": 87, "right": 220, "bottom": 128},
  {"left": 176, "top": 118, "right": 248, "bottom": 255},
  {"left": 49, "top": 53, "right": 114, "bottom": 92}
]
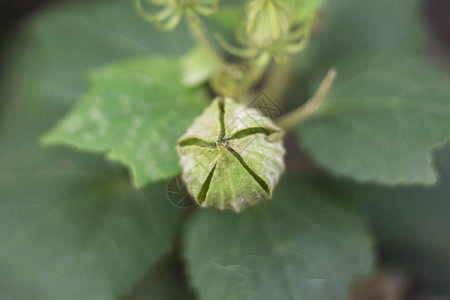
[
  {"left": 186, "top": 15, "right": 223, "bottom": 63},
  {"left": 276, "top": 69, "right": 337, "bottom": 131},
  {"left": 241, "top": 52, "right": 272, "bottom": 98},
  {"left": 264, "top": 58, "right": 293, "bottom": 105}
]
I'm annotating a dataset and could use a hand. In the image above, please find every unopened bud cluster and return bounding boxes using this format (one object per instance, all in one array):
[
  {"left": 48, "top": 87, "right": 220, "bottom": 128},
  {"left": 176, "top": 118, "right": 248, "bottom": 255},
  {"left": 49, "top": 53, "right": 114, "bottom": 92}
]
[{"left": 245, "top": 0, "right": 291, "bottom": 48}]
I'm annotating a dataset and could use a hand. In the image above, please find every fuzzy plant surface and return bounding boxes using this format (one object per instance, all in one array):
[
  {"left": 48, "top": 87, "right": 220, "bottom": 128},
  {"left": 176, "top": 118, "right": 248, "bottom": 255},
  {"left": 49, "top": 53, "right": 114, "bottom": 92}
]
[
  {"left": 0, "top": 0, "right": 449, "bottom": 299},
  {"left": 177, "top": 97, "right": 285, "bottom": 211}
]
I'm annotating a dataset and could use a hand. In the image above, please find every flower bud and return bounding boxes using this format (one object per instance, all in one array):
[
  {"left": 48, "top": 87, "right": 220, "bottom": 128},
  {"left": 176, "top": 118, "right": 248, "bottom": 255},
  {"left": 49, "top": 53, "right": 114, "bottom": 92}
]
[
  {"left": 245, "top": 0, "right": 291, "bottom": 47},
  {"left": 177, "top": 97, "right": 285, "bottom": 212}
]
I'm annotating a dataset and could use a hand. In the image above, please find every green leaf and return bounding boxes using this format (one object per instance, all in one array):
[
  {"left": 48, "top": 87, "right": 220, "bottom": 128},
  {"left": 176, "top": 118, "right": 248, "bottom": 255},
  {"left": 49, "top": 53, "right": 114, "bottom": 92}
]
[
  {"left": 184, "top": 176, "right": 374, "bottom": 300},
  {"left": 43, "top": 56, "right": 209, "bottom": 188},
  {"left": 275, "top": 0, "right": 427, "bottom": 114},
  {"left": 299, "top": 53, "right": 450, "bottom": 185},
  {"left": 0, "top": 0, "right": 197, "bottom": 298},
  {"left": 284, "top": 0, "right": 324, "bottom": 23},
  {"left": 0, "top": 148, "right": 184, "bottom": 300},
  {"left": 340, "top": 145, "right": 450, "bottom": 295},
  {"left": 209, "top": 5, "right": 241, "bottom": 34},
  {"left": 1, "top": 0, "right": 194, "bottom": 158},
  {"left": 182, "top": 46, "right": 219, "bottom": 86},
  {"left": 301, "top": 0, "right": 426, "bottom": 70},
  {"left": 122, "top": 256, "right": 194, "bottom": 300}
]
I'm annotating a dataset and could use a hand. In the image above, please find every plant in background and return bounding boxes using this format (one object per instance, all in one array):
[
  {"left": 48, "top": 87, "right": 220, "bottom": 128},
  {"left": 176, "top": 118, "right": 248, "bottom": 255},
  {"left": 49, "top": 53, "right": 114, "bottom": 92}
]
[
  {"left": 217, "top": 0, "right": 313, "bottom": 61},
  {"left": 44, "top": 0, "right": 329, "bottom": 207},
  {"left": 1, "top": 0, "right": 450, "bottom": 299}
]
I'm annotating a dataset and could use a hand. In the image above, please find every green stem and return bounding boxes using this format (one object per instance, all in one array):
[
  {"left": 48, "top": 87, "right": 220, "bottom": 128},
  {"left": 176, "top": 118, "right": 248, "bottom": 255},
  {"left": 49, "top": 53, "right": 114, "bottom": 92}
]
[
  {"left": 241, "top": 52, "right": 272, "bottom": 96},
  {"left": 186, "top": 14, "right": 223, "bottom": 63},
  {"left": 276, "top": 69, "right": 337, "bottom": 131},
  {"left": 263, "top": 58, "right": 293, "bottom": 105}
]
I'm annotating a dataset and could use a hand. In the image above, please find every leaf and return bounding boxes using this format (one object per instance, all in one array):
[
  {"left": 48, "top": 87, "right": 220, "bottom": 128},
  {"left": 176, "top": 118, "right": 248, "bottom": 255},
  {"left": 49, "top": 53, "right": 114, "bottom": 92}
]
[
  {"left": 209, "top": 5, "right": 241, "bottom": 33},
  {"left": 1, "top": 0, "right": 194, "bottom": 159},
  {"left": 0, "top": 148, "right": 184, "bottom": 300},
  {"left": 299, "top": 53, "right": 450, "bottom": 185},
  {"left": 0, "top": 0, "right": 197, "bottom": 298},
  {"left": 183, "top": 176, "right": 374, "bottom": 300},
  {"left": 43, "top": 56, "right": 209, "bottom": 188},
  {"left": 340, "top": 145, "right": 450, "bottom": 295},
  {"left": 301, "top": 0, "right": 426, "bottom": 70},
  {"left": 121, "top": 256, "right": 194, "bottom": 300},
  {"left": 284, "top": 0, "right": 324, "bottom": 23},
  {"left": 182, "top": 46, "right": 219, "bottom": 86},
  {"left": 274, "top": 0, "right": 427, "bottom": 115}
]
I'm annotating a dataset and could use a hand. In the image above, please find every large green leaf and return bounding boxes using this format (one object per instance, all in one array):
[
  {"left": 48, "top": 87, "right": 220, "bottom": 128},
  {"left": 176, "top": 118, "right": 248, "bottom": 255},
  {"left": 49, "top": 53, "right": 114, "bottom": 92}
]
[
  {"left": 0, "top": 0, "right": 194, "bottom": 298},
  {"left": 301, "top": 0, "right": 426, "bottom": 70},
  {"left": 122, "top": 256, "right": 195, "bottom": 300},
  {"left": 184, "top": 176, "right": 374, "bottom": 300},
  {"left": 0, "top": 147, "right": 184, "bottom": 300},
  {"left": 299, "top": 53, "right": 450, "bottom": 185},
  {"left": 278, "top": 0, "right": 428, "bottom": 117},
  {"left": 43, "top": 56, "right": 209, "bottom": 188},
  {"left": 0, "top": 0, "right": 193, "bottom": 154},
  {"left": 341, "top": 145, "right": 450, "bottom": 295}
]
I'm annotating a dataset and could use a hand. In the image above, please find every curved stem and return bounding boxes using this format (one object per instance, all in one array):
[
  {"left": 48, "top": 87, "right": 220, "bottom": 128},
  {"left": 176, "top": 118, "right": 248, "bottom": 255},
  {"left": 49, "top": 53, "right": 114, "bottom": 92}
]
[
  {"left": 241, "top": 52, "right": 272, "bottom": 97},
  {"left": 263, "top": 58, "right": 293, "bottom": 106},
  {"left": 186, "top": 14, "right": 223, "bottom": 63},
  {"left": 276, "top": 69, "right": 337, "bottom": 131}
]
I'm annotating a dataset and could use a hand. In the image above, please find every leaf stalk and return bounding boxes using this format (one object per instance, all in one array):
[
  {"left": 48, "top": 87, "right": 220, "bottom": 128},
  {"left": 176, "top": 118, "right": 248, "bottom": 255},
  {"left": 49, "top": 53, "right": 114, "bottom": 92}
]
[{"left": 276, "top": 69, "right": 337, "bottom": 131}]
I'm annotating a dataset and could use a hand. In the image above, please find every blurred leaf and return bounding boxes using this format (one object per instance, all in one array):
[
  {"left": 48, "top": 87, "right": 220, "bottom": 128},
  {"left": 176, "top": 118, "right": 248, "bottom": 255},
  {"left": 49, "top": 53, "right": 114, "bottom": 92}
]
[
  {"left": 302, "top": 0, "right": 426, "bottom": 70},
  {"left": 279, "top": 0, "right": 427, "bottom": 115},
  {"left": 341, "top": 145, "right": 450, "bottom": 295},
  {"left": 299, "top": 53, "right": 450, "bottom": 185},
  {"left": 210, "top": 5, "right": 242, "bottom": 33},
  {"left": 43, "top": 56, "right": 209, "bottom": 188},
  {"left": 122, "top": 256, "right": 194, "bottom": 300},
  {"left": 284, "top": 0, "right": 324, "bottom": 23},
  {"left": 0, "top": 148, "right": 184, "bottom": 300},
  {"left": 0, "top": 0, "right": 194, "bottom": 153},
  {"left": 182, "top": 46, "right": 219, "bottom": 86},
  {"left": 0, "top": 0, "right": 197, "bottom": 298},
  {"left": 184, "top": 176, "right": 374, "bottom": 300}
]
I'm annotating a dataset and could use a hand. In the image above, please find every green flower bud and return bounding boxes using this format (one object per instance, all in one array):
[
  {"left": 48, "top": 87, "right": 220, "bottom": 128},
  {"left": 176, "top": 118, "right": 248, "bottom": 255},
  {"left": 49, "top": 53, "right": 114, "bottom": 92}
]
[
  {"left": 245, "top": 0, "right": 291, "bottom": 47},
  {"left": 177, "top": 98, "right": 285, "bottom": 212}
]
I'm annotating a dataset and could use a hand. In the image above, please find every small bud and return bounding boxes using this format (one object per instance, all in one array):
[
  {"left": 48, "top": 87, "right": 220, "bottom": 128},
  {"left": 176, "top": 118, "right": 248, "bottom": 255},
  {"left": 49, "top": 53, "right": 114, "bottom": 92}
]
[
  {"left": 177, "top": 97, "right": 285, "bottom": 212},
  {"left": 245, "top": 0, "right": 291, "bottom": 47}
]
